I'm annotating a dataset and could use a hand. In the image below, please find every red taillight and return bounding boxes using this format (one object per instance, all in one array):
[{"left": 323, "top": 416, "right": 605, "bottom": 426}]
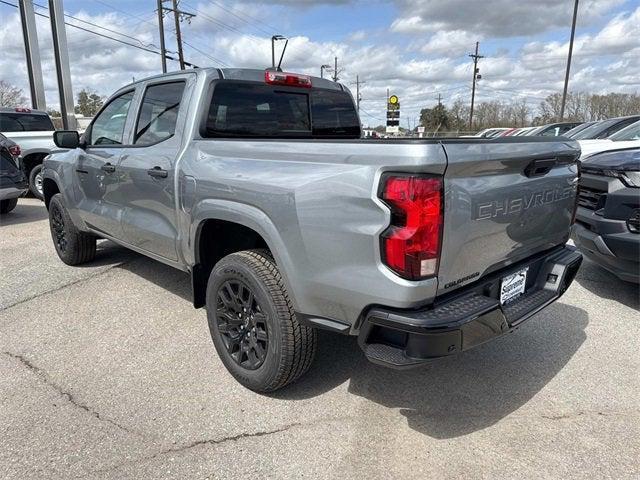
[
  {"left": 265, "top": 70, "right": 312, "bottom": 88},
  {"left": 379, "top": 174, "right": 443, "bottom": 280},
  {"left": 8, "top": 145, "right": 21, "bottom": 157}
]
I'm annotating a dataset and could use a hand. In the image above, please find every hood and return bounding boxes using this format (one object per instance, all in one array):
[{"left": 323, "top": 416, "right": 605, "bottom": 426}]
[
  {"left": 581, "top": 148, "right": 640, "bottom": 173},
  {"left": 579, "top": 139, "right": 640, "bottom": 159}
]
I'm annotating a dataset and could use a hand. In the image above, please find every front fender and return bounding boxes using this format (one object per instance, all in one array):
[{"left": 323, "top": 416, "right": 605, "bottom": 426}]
[{"left": 188, "top": 199, "right": 301, "bottom": 310}]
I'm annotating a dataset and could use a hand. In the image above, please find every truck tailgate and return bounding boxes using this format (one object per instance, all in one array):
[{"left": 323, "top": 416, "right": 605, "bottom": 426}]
[{"left": 437, "top": 138, "right": 580, "bottom": 295}]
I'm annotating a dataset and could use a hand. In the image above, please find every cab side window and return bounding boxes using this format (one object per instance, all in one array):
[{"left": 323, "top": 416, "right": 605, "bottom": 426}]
[
  {"left": 134, "top": 82, "right": 185, "bottom": 146},
  {"left": 89, "top": 91, "right": 134, "bottom": 146}
]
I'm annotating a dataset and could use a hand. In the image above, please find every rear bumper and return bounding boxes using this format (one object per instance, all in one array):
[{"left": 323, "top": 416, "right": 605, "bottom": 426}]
[{"left": 358, "top": 246, "right": 582, "bottom": 368}]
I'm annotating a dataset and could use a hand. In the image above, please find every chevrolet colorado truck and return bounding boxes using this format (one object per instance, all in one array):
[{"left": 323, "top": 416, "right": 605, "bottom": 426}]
[
  {"left": 42, "top": 68, "right": 583, "bottom": 392},
  {"left": 0, "top": 107, "right": 57, "bottom": 199}
]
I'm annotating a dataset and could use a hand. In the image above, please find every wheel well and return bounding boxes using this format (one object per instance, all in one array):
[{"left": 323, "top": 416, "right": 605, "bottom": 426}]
[
  {"left": 192, "top": 219, "right": 269, "bottom": 308},
  {"left": 21, "top": 152, "right": 48, "bottom": 174},
  {"left": 42, "top": 178, "right": 60, "bottom": 209}
]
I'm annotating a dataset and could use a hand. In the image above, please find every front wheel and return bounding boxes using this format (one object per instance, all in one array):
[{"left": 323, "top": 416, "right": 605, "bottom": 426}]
[
  {"left": 48, "top": 193, "right": 97, "bottom": 265},
  {"left": 206, "top": 250, "right": 317, "bottom": 392},
  {"left": 29, "top": 164, "right": 44, "bottom": 200}
]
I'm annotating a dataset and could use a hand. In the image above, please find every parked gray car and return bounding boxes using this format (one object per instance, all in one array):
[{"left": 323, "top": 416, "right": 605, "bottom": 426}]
[{"left": 42, "top": 68, "right": 583, "bottom": 392}]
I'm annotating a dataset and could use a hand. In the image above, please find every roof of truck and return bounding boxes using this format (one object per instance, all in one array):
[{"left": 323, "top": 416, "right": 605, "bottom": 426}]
[
  {"left": 0, "top": 107, "right": 50, "bottom": 115},
  {"left": 120, "top": 67, "right": 345, "bottom": 92}
]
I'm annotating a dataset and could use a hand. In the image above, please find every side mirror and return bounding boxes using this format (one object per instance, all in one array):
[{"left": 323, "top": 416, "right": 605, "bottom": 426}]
[{"left": 53, "top": 130, "right": 80, "bottom": 149}]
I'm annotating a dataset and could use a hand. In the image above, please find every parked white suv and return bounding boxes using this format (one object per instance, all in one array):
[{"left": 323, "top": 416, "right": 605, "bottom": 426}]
[{"left": 0, "top": 107, "right": 56, "bottom": 199}]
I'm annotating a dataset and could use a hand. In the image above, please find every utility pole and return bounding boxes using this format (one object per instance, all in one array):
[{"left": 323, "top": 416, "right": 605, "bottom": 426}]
[
  {"left": 350, "top": 75, "right": 365, "bottom": 113},
  {"left": 172, "top": 0, "right": 189, "bottom": 70},
  {"left": 468, "top": 41, "right": 484, "bottom": 130},
  {"left": 158, "top": 0, "right": 194, "bottom": 71},
  {"left": 157, "top": 0, "right": 166, "bottom": 73},
  {"left": 436, "top": 93, "right": 442, "bottom": 107},
  {"left": 332, "top": 56, "right": 339, "bottom": 82},
  {"left": 560, "top": 0, "right": 579, "bottom": 120}
]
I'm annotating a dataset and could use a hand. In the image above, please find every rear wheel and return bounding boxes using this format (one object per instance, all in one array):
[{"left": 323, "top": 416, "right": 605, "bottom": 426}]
[
  {"left": 206, "top": 250, "right": 317, "bottom": 392},
  {"left": 0, "top": 198, "right": 18, "bottom": 214},
  {"left": 29, "top": 164, "right": 44, "bottom": 200},
  {"left": 48, "top": 193, "right": 96, "bottom": 265}
]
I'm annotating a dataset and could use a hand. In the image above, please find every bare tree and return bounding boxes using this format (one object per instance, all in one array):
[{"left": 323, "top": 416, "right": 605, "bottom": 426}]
[{"left": 0, "top": 80, "right": 27, "bottom": 107}]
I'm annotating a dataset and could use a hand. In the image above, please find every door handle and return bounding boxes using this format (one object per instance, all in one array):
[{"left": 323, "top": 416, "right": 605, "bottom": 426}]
[
  {"left": 101, "top": 163, "right": 116, "bottom": 173},
  {"left": 147, "top": 166, "right": 168, "bottom": 179}
]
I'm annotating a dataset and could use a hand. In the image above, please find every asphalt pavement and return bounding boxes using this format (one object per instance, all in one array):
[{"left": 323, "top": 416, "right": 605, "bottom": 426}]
[{"left": 1, "top": 198, "right": 639, "bottom": 479}]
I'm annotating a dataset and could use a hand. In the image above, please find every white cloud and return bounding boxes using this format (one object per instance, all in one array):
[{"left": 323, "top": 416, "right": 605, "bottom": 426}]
[
  {"left": 391, "top": 0, "right": 627, "bottom": 37},
  {"left": 0, "top": 1, "right": 637, "bottom": 126}
]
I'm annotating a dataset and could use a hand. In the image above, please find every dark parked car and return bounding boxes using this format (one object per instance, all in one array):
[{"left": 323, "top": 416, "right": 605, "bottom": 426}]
[
  {"left": 571, "top": 116, "right": 640, "bottom": 140},
  {"left": 526, "top": 122, "right": 583, "bottom": 137},
  {"left": 0, "top": 133, "right": 28, "bottom": 214},
  {"left": 573, "top": 148, "right": 640, "bottom": 283}
]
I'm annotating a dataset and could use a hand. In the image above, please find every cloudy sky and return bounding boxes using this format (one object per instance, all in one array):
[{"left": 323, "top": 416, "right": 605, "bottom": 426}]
[{"left": 0, "top": 0, "right": 638, "bottom": 126}]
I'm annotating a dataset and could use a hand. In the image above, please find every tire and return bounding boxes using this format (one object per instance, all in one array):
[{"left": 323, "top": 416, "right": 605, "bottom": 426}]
[
  {"left": 29, "top": 164, "right": 44, "bottom": 200},
  {"left": 48, "top": 193, "right": 96, "bottom": 265},
  {"left": 0, "top": 198, "right": 18, "bottom": 214},
  {"left": 206, "top": 249, "right": 317, "bottom": 392}
]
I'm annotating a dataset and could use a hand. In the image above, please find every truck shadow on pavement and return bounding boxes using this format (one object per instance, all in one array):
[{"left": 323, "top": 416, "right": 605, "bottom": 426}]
[
  {"left": 574, "top": 259, "right": 639, "bottom": 310},
  {"left": 113, "top": 255, "right": 589, "bottom": 440},
  {"left": 277, "top": 302, "right": 588, "bottom": 439}
]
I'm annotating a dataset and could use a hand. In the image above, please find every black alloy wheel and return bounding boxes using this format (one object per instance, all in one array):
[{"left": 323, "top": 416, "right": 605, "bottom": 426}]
[
  {"left": 50, "top": 201, "right": 68, "bottom": 254},
  {"left": 216, "top": 280, "right": 269, "bottom": 370}
]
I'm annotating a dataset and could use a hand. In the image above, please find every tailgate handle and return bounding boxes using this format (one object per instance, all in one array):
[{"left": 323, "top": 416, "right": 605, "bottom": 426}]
[{"left": 524, "top": 158, "right": 556, "bottom": 178}]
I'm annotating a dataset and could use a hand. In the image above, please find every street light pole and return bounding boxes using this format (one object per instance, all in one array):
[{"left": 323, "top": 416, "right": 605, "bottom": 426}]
[
  {"left": 271, "top": 35, "right": 285, "bottom": 69},
  {"left": 320, "top": 64, "right": 331, "bottom": 79},
  {"left": 560, "top": 0, "right": 579, "bottom": 121}
]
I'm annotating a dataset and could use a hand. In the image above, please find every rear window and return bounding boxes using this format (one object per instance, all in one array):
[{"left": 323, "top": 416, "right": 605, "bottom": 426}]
[
  {"left": 204, "top": 82, "right": 360, "bottom": 138},
  {"left": 0, "top": 112, "right": 54, "bottom": 132}
]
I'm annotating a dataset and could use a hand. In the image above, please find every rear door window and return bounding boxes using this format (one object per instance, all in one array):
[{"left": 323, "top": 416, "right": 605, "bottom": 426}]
[
  {"left": 0, "top": 112, "right": 54, "bottom": 132},
  {"left": 134, "top": 81, "right": 185, "bottom": 145}
]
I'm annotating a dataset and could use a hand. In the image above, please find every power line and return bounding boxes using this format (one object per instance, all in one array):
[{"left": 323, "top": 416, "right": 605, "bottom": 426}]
[
  {"left": 0, "top": 0, "right": 195, "bottom": 67},
  {"left": 181, "top": 38, "right": 230, "bottom": 67},
  {"left": 91, "top": 0, "right": 228, "bottom": 68},
  {"left": 205, "top": 0, "right": 275, "bottom": 36},
  {"left": 31, "top": 1, "right": 159, "bottom": 50}
]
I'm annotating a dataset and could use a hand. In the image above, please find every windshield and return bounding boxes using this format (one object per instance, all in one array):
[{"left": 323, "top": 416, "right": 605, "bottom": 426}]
[
  {"left": 564, "top": 122, "right": 594, "bottom": 138},
  {"left": 609, "top": 120, "right": 640, "bottom": 141},
  {"left": 571, "top": 119, "right": 617, "bottom": 140}
]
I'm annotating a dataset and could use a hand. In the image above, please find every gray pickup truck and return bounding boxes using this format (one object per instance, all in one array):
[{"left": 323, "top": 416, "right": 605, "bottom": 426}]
[{"left": 43, "top": 68, "right": 583, "bottom": 392}]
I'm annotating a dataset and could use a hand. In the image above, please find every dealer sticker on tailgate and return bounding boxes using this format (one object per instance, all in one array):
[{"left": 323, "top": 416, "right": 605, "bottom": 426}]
[{"left": 500, "top": 267, "right": 528, "bottom": 305}]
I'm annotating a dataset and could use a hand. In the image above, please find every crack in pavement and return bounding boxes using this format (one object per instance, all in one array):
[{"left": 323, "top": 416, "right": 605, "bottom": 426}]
[
  {"left": 86, "top": 422, "right": 304, "bottom": 477},
  {"left": 2, "top": 351, "right": 146, "bottom": 439},
  {"left": 0, "top": 257, "right": 137, "bottom": 314}
]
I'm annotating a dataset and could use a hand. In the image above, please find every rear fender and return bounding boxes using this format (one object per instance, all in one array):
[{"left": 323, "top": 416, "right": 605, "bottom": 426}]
[{"left": 188, "top": 199, "right": 300, "bottom": 310}]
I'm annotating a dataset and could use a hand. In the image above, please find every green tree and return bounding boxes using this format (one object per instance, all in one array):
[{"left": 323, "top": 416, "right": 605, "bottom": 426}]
[
  {"left": 419, "top": 103, "right": 451, "bottom": 133},
  {"left": 75, "top": 89, "right": 104, "bottom": 116}
]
